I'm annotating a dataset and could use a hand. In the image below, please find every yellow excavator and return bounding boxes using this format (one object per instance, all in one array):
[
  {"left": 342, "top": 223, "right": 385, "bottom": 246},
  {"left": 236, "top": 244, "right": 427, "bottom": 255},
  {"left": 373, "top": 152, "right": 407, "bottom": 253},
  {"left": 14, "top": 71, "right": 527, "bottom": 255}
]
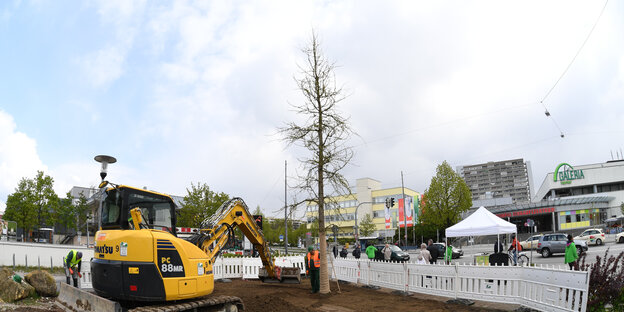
[{"left": 82, "top": 182, "right": 300, "bottom": 311}]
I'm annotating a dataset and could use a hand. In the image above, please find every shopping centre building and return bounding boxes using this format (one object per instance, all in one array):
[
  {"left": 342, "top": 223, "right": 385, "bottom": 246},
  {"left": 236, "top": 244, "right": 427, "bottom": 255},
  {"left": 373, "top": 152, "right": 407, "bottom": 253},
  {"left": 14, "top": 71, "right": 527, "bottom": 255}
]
[{"left": 483, "top": 160, "right": 624, "bottom": 233}]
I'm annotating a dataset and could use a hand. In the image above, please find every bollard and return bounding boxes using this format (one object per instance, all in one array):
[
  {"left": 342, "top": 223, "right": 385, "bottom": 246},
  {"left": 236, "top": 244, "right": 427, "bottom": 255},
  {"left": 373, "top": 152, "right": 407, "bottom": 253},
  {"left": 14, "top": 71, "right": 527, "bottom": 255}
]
[
  {"left": 38, "top": 256, "right": 41, "bottom": 269},
  {"left": 51, "top": 256, "right": 53, "bottom": 269},
  {"left": 13, "top": 254, "right": 15, "bottom": 269},
  {"left": 25, "top": 254, "right": 28, "bottom": 267}
]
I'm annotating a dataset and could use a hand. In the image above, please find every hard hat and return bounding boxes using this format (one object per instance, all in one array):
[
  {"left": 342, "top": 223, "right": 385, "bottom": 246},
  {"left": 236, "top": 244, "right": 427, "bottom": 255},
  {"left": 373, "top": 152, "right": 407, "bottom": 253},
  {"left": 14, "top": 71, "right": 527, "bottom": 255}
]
[
  {"left": 308, "top": 246, "right": 313, "bottom": 252},
  {"left": 76, "top": 251, "right": 83, "bottom": 259}
]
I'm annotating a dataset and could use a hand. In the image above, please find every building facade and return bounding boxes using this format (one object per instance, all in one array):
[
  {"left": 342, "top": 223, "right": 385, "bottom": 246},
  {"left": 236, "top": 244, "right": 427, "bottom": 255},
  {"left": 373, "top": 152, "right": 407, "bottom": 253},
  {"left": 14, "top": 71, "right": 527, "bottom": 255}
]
[
  {"left": 457, "top": 158, "right": 533, "bottom": 204},
  {"left": 305, "top": 178, "right": 420, "bottom": 240},
  {"left": 472, "top": 160, "right": 624, "bottom": 234}
]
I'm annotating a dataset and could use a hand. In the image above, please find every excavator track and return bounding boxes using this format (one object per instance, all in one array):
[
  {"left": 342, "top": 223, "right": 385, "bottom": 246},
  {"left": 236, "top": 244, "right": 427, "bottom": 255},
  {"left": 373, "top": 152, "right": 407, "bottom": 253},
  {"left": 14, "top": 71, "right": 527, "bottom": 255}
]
[{"left": 127, "top": 295, "right": 244, "bottom": 312}]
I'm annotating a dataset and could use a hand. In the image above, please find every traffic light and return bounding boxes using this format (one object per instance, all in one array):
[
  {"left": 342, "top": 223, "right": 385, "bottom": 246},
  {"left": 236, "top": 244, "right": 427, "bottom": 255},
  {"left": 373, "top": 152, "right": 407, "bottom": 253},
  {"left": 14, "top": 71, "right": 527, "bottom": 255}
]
[{"left": 385, "top": 197, "right": 395, "bottom": 208}]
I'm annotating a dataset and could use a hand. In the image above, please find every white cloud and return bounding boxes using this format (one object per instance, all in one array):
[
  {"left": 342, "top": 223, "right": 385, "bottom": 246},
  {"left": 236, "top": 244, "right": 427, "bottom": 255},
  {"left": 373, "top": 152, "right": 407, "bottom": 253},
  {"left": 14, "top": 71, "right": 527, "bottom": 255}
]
[
  {"left": 78, "top": 46, "right": 126, "bottom": 88},
  {"left": 0, "top": 110, "right": 47, "bottom": 201}
]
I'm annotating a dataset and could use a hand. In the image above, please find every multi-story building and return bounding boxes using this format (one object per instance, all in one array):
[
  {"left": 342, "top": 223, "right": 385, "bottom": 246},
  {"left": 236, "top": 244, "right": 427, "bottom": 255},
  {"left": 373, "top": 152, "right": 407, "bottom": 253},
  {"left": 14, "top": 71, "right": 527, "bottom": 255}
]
[
  {"left": 466, "top": 160, "right": 624, "bottom": 234},
  {"left": 305, "top": 178, "right": 420, "bottom": 240},
  {"left": 457, "top": 158, "right": 533, "bottom": 204}
]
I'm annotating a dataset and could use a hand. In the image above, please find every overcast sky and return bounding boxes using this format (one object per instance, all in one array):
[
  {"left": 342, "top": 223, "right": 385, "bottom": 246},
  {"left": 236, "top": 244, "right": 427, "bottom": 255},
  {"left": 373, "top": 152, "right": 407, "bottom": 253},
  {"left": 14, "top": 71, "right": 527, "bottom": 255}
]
[{"left": 1, "top": 1, "right": 622, "bottom": 218}]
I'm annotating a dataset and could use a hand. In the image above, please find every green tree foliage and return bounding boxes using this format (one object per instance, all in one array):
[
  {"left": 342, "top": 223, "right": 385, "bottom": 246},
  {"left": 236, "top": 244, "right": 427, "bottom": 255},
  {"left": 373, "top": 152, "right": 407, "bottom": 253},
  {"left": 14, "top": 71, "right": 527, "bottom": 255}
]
[
  {"left": 620, "top": 202, "right": 624, "bottom": 217},
  {"left": 3, "top": 179, "right": 37, "bottom": 235},
  {"left": 75, "top": 193, "right": 91, "bottom": 232},
  {"left": 279, "top": 32, "right": 355, "bottom": 294},
  {"left": 421, "top": 161, "right": 472, "bottom": 231},
  {"left": 3, "top": 171, "right": 59, "bottom": 238},
  {"left": 54, "top": 192, "right": 76, "bottom": 231},
  {"left": 178, "top": 182, "right": 230, "bottom": 228},
  {"left": 359, "top": 214, "right": 376, "bottom": 237}
]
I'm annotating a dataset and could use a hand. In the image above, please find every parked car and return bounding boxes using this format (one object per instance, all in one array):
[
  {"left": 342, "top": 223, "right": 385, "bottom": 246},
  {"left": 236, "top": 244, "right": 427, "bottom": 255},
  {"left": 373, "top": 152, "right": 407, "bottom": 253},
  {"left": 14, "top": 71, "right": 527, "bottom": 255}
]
[
  {"left": 537, "top": 233, "right": 588, "bottom": 258},
  {"left": 617, "top": 231, "right": 624, "bottom": 244},
  {"left": 520, "top": 234, "right": 543, "bottom": 250},
  {"left": 573, "top": 228, "right": 606, "bottom": 246},
  {"left": 432, "top": 243, "right": 463, "bottom": 259},
  {"left": 373, "top": 244, "right": 410, "bottom": 262}
]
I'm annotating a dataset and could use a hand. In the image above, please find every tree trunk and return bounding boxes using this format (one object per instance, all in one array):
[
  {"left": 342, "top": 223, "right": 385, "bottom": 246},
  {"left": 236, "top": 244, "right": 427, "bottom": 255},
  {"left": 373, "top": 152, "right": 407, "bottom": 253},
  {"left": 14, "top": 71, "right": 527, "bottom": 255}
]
[{"left": 319, "top": 231, "right": 329, "bottom": 294}]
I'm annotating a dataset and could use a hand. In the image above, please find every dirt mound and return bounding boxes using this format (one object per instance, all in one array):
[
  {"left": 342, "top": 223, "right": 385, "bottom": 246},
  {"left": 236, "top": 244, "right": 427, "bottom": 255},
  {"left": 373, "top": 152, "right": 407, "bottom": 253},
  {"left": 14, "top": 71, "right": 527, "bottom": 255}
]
[
  {"left": 0, "top": 268, "right": 35, "bottom": 303},
  {"left": 25, "top": 270, "right": 57, "bottom": 297},
  {"left": 212, "top": 278, "right": 507, "bottom": 312}
]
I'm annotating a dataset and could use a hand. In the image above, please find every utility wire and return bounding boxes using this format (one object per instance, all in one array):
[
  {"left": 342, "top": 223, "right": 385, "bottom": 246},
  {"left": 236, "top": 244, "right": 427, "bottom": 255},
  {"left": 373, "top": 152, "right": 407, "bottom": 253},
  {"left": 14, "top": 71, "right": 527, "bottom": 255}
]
[{"left": 541, "top": 0, "right": 609, "bottom": 137}]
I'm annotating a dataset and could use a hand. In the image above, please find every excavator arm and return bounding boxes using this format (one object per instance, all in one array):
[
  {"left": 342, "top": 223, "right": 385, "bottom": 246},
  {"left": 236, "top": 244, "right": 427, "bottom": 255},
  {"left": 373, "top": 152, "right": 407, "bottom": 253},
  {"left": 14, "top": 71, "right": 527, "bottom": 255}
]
[{"left": 190, "top": 198, "right": 283, "bottom": 280}]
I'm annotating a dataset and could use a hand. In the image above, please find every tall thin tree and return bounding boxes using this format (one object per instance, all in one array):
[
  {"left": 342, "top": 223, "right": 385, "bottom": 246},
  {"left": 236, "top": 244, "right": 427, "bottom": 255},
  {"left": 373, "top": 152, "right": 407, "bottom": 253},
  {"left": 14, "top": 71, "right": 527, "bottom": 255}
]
[{"left": 279, "top": 32, "right": 355, "bottom": 294}]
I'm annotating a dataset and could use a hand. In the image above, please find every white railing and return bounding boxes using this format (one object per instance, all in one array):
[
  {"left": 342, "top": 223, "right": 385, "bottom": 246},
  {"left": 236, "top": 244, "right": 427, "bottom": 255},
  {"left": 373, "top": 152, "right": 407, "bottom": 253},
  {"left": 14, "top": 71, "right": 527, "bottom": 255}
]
[
  {"left": 212, "top": 256, "right": 305, "bottom": 280},
  {"left": 329, "top": 257, "right": 590, "bottom": 312},
  {"left": 1, "top": 241, "right": 589, "bottom": 311}
]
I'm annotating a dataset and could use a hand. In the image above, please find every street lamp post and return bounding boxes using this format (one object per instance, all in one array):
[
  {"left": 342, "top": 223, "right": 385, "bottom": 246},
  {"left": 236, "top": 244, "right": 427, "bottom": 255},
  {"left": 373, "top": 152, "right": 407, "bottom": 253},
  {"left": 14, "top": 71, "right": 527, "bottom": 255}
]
[{"left": 94, "top": 155, "right": 116, "bottom": 239}]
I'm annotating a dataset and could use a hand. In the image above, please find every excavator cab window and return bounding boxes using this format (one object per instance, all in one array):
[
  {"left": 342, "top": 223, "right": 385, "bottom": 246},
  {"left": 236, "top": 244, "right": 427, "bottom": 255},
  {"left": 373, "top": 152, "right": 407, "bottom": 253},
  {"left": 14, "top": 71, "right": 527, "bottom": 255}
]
[{"left": 101, "top": 187, "right": 177, "bottom": 235}]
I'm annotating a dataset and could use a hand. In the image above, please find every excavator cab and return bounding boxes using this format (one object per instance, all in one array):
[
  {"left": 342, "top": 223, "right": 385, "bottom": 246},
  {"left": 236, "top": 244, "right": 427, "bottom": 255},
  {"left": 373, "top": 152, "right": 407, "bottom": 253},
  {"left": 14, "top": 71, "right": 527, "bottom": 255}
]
[{"left": 100, "top": 186, "right": 176, "bottom": 234}]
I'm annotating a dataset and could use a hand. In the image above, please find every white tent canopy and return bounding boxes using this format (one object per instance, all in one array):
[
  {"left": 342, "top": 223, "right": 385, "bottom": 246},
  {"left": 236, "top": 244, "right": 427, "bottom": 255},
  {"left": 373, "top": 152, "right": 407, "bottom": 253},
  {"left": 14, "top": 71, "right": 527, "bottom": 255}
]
[{"left": 445, "top": 206, "right": 517, "bottom": 238}]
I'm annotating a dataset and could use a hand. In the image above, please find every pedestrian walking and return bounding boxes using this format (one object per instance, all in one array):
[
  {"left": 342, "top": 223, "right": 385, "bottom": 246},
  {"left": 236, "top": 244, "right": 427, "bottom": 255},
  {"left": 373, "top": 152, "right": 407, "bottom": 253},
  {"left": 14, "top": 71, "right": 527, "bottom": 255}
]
[
  {"left": 444, "top": 244, "right": 453, "bottom": 264},
  {"left": 565, "top": 234, "right": 579, "bottom": 270},
  {"left": 382, "top": 243, "right": 392, "bottom": 261},
  {"left": 352, "top": 244, "right": 361, "bottom": 259},
  {"left": 419, "top": 243, "right": 431, "bottom": 264},
  {"left": 340, "top": 245, "right": 348, "bottom": 258},
  {"left": 63, "top": 249, "right": 82, "bottom": 287},
  {"left": 365, "top": 243, "right": 376, "bottom": 260},
  {"left": 508, "top": 235, "right": 522, "bottom": 265},
  {"left": 305, "top": 246, "right": 320, "bottom": 293},
  {"left": 426, "top": 239, "right": 439, "bottom": 264}
]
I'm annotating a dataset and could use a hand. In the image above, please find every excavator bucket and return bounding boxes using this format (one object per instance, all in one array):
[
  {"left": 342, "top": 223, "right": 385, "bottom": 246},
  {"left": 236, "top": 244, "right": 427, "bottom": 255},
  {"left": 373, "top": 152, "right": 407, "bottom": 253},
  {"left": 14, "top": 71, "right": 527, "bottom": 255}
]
[
  {"left": 279, "top": 267, "right": 301, "bottom": 284},
  {"left": 258, "top": 267, "right": 301, "bottom": 284}
]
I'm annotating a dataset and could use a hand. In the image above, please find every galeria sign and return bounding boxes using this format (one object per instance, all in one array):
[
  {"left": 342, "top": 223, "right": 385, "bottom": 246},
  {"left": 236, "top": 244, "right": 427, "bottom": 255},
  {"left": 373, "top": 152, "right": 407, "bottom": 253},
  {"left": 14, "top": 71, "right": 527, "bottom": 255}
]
[{"left": 554, "top": 163, "right": 584, "bottom": 184}]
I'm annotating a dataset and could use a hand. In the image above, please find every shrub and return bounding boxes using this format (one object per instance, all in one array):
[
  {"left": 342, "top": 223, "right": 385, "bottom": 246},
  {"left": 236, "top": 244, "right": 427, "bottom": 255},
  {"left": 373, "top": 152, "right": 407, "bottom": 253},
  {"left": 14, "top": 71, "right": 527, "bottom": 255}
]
[{"left": 580, "top": 249, "right": 624, "bottom": 311}]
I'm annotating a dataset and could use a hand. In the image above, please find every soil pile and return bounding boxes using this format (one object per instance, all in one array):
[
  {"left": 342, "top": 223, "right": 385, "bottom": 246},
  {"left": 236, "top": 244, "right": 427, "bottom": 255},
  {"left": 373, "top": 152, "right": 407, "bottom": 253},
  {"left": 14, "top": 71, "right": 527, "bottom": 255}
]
[
  {"left": 25, "top": 270, "right": 57, "bottom": 297},
  {"left": 0, "top": 268, "right": 35, "bottom": 303},
  {"left": 212, "top": 278, "right": 506, "bottom": 312}
]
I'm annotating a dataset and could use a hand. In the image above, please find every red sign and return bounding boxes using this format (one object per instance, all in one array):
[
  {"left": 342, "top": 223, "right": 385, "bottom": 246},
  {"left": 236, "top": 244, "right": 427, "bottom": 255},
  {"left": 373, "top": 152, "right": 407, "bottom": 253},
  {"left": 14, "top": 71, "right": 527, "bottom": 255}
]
[{"left": 496, "top": 207, "right": 555, "bottom": 218}]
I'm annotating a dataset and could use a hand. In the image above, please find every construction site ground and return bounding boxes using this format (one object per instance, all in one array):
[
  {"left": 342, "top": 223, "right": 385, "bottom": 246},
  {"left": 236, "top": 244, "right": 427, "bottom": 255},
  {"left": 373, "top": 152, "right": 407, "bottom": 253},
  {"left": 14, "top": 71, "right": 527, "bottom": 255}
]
[
  {"left": 0, "top": 276, "right": 522, "bottom": 312},
  {"left": 212, "top": 278, "right": 520, "bottom": 312}
]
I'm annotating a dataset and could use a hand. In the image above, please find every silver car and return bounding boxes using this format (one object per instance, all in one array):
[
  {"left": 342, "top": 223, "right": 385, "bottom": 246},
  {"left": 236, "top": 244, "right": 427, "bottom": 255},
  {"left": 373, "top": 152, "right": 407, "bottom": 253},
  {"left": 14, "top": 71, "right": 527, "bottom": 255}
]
[{"left": 537, "top": 233, "right": 588, "bottom": 258}]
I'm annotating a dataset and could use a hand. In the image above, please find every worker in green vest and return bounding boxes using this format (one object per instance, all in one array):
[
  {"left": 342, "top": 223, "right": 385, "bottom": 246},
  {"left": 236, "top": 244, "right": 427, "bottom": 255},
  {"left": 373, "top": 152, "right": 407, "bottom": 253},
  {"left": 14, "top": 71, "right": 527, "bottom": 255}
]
[
  {"left": 444, "top": 244, "right": 453, "bottom": 264},
  {"left": 63, "top": 250, "right": 83, "bottom": 287}
]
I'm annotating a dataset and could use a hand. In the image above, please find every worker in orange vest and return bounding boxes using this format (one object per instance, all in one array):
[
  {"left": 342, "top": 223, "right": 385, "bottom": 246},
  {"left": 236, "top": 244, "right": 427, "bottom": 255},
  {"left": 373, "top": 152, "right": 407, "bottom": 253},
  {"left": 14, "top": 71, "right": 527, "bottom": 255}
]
[{"left": 305, "top": 246, "right": 320, "bottom": 293}]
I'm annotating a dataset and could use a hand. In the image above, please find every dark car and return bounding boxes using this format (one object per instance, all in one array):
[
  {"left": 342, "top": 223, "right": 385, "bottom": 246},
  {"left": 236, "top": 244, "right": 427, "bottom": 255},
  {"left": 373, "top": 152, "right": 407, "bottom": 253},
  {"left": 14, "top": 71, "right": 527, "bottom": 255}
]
[
  {"left": 537, "top": 233, "right": 588, "bottom": 258},
  {"left": 374, "top": 245, "right": 410, "bottom": 262},
  {"left": 432, "top": 243, "right": 463, "bottom": 259}
]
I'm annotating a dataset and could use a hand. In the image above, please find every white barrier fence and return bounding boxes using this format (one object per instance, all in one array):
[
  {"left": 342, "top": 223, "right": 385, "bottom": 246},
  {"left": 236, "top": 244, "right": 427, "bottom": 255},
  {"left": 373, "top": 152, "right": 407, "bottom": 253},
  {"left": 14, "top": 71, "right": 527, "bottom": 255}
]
[
  {"left": 212, "top": 256, "right": 305, "bottom": 280},
  {"left": 0, "top": 242, "right": 589, "bottom": 311},
  {"left": 329, "top": 257, "right": 590, "bottom": 312}
]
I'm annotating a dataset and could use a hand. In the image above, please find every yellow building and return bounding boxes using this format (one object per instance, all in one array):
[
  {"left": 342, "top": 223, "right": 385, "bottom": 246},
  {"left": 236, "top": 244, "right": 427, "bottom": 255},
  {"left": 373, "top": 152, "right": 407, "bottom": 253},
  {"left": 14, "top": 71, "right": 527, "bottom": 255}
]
[{"left": 305, "top": 178, "right": 420, "bottom": 240}]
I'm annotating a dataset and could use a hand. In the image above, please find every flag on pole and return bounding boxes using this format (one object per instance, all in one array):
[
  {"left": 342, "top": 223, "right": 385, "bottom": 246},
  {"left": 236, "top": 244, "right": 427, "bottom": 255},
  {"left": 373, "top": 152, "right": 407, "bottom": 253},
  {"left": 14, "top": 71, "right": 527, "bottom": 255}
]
[
  {"left": 413, "top": 194, "right": 420, "bottom": 225},
  {"left": 385, "top": 200, "right": 391, "bottom": 229},
  {"left": 405, "top": 196, "right": 413, "bottom": 226},
  {"left": 398, "top": 198, "right": 413, "bottom": 228}
]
